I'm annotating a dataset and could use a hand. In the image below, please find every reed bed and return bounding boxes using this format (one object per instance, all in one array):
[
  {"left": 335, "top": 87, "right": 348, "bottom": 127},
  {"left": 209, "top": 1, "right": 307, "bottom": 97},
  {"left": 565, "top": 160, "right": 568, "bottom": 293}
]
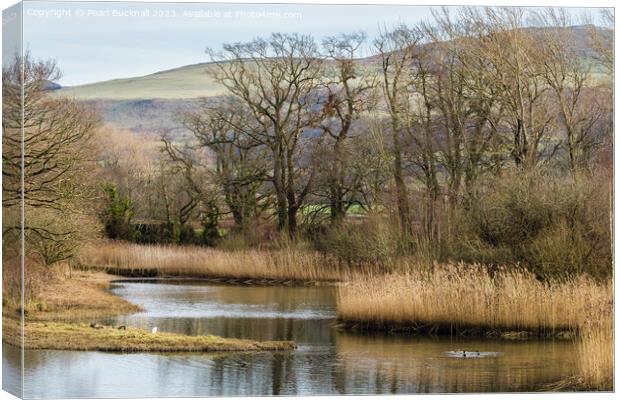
[
  {"left": 577, "top": 308, "right": 613, "bottom": 390},
  {"left": 78, "top": 241, "right": 359, "bottom": 282},
  {"left": 337, "top": 263, "right": 612, "bottom": 335},
  {"left": 79, "top": 242, "right": 613, "bottom": 389}
]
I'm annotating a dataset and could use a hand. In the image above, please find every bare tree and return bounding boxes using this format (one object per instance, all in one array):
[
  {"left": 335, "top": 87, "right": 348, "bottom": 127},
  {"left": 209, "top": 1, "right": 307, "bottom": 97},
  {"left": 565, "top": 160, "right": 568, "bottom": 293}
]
[
  {"left": 399, "top": 33, "right": 442, "bottom": 239},
  {"left": 2, "top": 54, "right": 101, "bottom": 264},
  {"left": 3, "top": 53, "right": 100, "bottom": 211},
  {"left": 183, "top": 97, "right": 269, "bottom": 230},
  {"left": 374, "top": 25, "right": 422, "bottom": 236},
  {"left": 318, "top": 32, "right": 378, "bottom": 223},
  {"left": 463, "top": 7, "right": 557, "bottom": 169},
  {"left": 537, "top": 8, "right": 610, "bottom": 172},
  {"left": 207, "top": 33, "right": 324, "bottom": 236},
  {"left": 160, "top": 134, "right": 215, "bottom": 241},
  {"left": 423, "top": 9, "right": 504, "bottom": 204}
]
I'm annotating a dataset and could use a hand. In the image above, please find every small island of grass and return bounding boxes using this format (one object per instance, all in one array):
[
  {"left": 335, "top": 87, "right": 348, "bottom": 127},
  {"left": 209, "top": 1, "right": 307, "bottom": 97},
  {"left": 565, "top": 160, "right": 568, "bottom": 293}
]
[{"left": 3, "top": 319, "right": 295, "bottom": 353}]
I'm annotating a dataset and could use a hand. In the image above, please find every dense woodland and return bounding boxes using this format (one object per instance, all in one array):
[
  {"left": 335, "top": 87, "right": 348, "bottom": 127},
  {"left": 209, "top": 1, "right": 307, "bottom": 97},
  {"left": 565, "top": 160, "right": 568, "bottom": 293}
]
[{"left": 2, "top": 7, "right": 614, "bottom": 281}]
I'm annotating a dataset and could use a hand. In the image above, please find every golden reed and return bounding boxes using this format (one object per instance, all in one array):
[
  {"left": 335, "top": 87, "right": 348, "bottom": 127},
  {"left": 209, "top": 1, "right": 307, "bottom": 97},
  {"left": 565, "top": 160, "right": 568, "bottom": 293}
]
[
  {"left": 79, "top": 242, "right": 612, "bottom": 389},
  {"left": 78, "top": 241, "right": 355, "bottom": 282},
  {"left": 337, "top": 263, "right": 612, "bottom": 389}
]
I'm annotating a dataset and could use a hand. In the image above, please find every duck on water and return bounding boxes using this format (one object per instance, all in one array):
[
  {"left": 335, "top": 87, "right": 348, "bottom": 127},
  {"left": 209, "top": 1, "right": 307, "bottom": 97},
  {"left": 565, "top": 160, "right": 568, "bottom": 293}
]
[{"left": 446, "top": 350, "right": 502, "bottom": 358}]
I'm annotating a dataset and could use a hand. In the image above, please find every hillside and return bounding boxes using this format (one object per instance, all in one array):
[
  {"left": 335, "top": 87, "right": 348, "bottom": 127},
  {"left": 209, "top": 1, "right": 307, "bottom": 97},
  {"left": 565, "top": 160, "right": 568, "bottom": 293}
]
[
  {"left": 57, "top": 63, "right": 226, "bottom": 100},
  {"left": 83, "top": 98, "right": 199, "bottom": 136}
]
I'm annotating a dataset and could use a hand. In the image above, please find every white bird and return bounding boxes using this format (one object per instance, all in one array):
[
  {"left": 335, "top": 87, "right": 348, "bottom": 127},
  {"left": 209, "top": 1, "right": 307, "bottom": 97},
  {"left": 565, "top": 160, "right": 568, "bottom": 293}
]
[{"left": 151, "top": 327, "right": 158, "bottom": 334}]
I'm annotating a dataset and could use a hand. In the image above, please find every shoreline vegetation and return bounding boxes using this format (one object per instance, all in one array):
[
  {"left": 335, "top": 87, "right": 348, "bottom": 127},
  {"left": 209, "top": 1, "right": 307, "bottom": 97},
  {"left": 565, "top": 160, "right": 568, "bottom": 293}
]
[
  {"left": 77, "top": 241, "right": 357, "bottom": 283},
  {"left": 77, "top": 242, "right": 611, "bottom": 338},
  {"left": 17, "top": 269, "right": 141, "bottom": 321},
  {"left": 75, "top": 241, "right": 613, "bottom": 390},
  {"left": 2, "top": 267, "right": 296, "bottom": 354},
  {"left": 336, "top": 264, "right": 611, "bottom": 336}
]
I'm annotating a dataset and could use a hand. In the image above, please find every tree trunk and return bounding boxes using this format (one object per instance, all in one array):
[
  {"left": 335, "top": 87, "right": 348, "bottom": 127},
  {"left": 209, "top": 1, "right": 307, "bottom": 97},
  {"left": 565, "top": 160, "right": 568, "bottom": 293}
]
[
  {"left": 391, "top": 116, "right": 411, "bottom": 236},
  {"left": 272, "top": 145, "right": 288, "bottom": 231}
]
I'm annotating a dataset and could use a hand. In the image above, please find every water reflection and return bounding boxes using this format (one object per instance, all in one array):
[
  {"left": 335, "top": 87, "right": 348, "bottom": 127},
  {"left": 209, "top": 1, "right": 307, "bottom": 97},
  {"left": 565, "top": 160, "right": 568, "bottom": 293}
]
[
  {"left": 2, "top": 342, "right": 22, "bottom": 397},
  {"left": 334, "top": 332, "right": 578, "bottom": 393},
  {"left": 105, "top": 282, "right": 336, "bottom": 344},
  {"left": 4, "top": 281, "right": 581, "bottom": 398},
  {"left": 110, "top": 282, "right": 336, "bottom": 320}
]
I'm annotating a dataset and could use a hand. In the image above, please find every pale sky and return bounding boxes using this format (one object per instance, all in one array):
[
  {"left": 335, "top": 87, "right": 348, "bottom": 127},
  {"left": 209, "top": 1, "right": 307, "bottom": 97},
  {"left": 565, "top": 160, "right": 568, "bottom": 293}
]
[{"left": 3, "top": 1, "right": 611, "bottom": 86}]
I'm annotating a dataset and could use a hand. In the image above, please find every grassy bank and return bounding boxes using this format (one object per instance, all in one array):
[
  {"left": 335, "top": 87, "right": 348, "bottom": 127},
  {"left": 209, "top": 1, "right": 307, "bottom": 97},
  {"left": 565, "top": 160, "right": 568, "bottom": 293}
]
[
  {"left": 3, "top": 319, "right": 295, "bottom": 353},
  {"left": 30, "top": 270, "right": 141, "bottom": 321},
  {"left": 2, "top": 265, "right": 297, "bottom": 354},
  {"left": 3, "top": 265, "right": 141, "bottom": 322},
  {"left": 78, "top": 241, "right": 361, "bottom": 282}
]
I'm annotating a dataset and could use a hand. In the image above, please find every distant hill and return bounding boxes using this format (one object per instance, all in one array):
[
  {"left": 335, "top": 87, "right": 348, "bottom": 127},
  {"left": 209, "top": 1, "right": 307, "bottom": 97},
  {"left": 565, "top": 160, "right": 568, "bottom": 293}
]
[
  {"left": 42, "top": 80, "right": 63, "bottom": 91},
  {"left": 57, "top": 63, "right": 226, "bottom": 100},
  {"left": 54, "top": 25, "right": 610, "bottom": 135},
  {"left": 55, "top": 63, "right": 227, "bottom": 135}
]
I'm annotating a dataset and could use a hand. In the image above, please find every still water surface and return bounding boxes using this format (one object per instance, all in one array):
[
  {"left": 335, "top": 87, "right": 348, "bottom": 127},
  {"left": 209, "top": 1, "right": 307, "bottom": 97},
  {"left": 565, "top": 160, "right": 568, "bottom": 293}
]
[{"left": 4, "top": 281, "right": 580, "bottom": 398}]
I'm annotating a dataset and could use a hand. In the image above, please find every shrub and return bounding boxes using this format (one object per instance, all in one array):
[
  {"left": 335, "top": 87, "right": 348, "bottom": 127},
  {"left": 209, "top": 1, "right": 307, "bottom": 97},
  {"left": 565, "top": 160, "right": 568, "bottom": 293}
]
[
  {"left": 314, "top": 216, "right": 400, "bottom": 267},
  {"left": 451, "top": 169, "right": 611, "bottom": 279},
  {"left": 100, "top": 183, "right": 137, "bottom": 241},
  {"left": 216, "top": 230, "right": 251, "bottom": 251}
]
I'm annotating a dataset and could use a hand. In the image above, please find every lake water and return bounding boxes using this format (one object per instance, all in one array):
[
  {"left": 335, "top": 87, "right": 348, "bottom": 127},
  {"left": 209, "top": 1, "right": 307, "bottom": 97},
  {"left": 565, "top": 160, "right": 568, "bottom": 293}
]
[{"left": 4, "top": 281, "right": 580, "bottom": 398}]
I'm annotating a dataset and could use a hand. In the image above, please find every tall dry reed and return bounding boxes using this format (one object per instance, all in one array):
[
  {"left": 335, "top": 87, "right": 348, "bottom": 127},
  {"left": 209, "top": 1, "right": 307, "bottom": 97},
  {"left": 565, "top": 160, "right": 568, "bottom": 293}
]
[
  {"left": 337, "top": 264, "right": 611, "bottom": 334},
  {"left": 78, "top": 241, "right": 359, "bottom": 282},
  {"left": 577, "top": 304, "right": 613, "bottom": 390}
]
